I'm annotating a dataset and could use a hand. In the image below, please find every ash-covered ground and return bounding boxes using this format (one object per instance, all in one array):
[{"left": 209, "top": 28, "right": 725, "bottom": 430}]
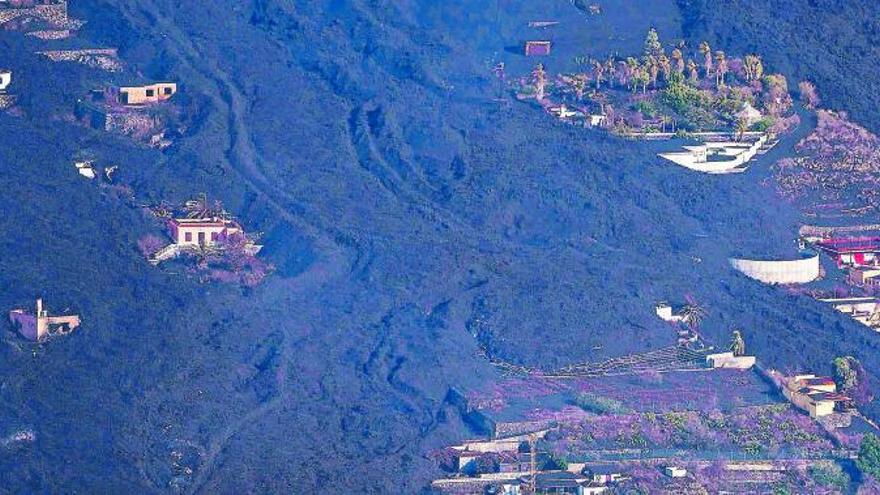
[{"left": 1, "top": 0, "right": 879, "bottom": 492}]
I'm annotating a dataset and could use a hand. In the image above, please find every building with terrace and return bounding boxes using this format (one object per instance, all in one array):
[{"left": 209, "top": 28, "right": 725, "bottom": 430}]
[{"left": 814, "top": 236, "right": 880, "bottom": 267}]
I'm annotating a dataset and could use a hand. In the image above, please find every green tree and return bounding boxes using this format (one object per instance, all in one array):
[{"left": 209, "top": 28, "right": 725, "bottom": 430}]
[
  {"left": 644, "top": 28, "right": 662, "bottom": 58},
  {"left": 858, "top": 433, "right": 880, "bottom": 479},
  {"left": 834, "top": 356, "right": 858, "bottom": 392}
]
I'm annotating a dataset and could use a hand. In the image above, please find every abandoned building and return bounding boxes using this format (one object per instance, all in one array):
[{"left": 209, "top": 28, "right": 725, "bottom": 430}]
[
  {"left": 654, "top": 302, "right": 684, "bottom": 323},
  {"left": 8, "top": 298, "right": 80, "bottom": 341},
  {"left": 119, "top": 83, "right": 177, "bottom": 105},
  {"left": 525, "top": 41, "right": 551, "bottom": 56},
  {"left": 782, "top": 374, "right": 851, "bottom": 418},
  {"left": 817, "top": 296, "right": 880, "bottom": 329},
  {"left": 0, "top": 70, "right": 10, "bottom": 92}
]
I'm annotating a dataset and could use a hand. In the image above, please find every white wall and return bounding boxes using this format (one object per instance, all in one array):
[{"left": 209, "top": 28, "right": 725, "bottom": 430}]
[{"left": 730, "top": 253, "right": 820, "bottom": 285}]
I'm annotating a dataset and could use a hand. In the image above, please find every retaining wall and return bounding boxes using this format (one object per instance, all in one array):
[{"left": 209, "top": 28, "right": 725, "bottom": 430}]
[{"left": 729, "top": 253, "right": 820, "bottom": 285}]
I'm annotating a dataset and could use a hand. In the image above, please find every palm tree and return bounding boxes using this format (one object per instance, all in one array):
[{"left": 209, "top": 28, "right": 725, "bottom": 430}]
[
  {"left": 735, "top": 118, "right": 749, "bottom": 142},
  {"left": 671, "top": 48, "right": 685, "bottom": 74},
  {"left": 531, "top": 63, "right": 547, "bottom": 101},
  {"left": 616, "top": 60, "right": 629, "bottom": 87},
  {"left": 184, "top": 193, "right": 212, "bottom": 219},
  {"left": 638, "top": 65, "right": 650, "bottom": 93},
  {"left": 604, "top": 57, "right": 616, "bottom": 88},
  {"left": 743, "top": 55, "right": 764, "bottom": 82},
  {"left": 626, "top": 57, "right": 640, "bottom": 92},
  {"left": 658, "top": 53, "right": 671, "bottom": 82},
  {"left": 714, "top": 51, "right": 727, "bottom": 88},
  {"left": 680, "top": 303, "right": 708, "bottom": 330},
  {"left": 687, "top": 60, "right": 699, "bottom": 84},
  {"left": 572, "top": 74, "right": 587, "bottom": 100},
  {"left": 699, "top": 41, "right": 713, "bottom": 77},
  {"left": 646, "top": 55, "right": 659, "bottom": 88},
  {"left": 591, "top": 59, "right": 605, "bottom": 89}
]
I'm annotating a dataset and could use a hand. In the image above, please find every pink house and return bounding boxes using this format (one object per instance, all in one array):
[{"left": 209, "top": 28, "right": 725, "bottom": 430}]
[{"left": 168, "top": 217, "right": 242, "bottom": 247}]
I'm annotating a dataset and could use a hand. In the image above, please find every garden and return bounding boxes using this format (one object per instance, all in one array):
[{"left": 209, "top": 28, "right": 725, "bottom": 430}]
[{"left": 510, "top": 28, "right": 803, "bottom": 136}]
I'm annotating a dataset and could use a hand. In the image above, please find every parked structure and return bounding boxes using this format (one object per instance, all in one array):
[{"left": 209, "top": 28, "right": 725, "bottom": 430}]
[
  {"left": 525, "top": 41, "right": 551, "bottom": 56},
  {"left": 8, "top": 298, "right": 80, "bottom": 341},
  {"left": 782, "top": 374, "right": 850, "bottom": 418},
  {"left": 729, "top": 251, "right": 820, "bottom": 285},
  {"left": 119, "top": 82, "right": 177, "bottom": 105}
]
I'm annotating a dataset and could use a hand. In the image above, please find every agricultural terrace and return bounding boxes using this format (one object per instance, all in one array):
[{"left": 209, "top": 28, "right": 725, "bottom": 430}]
[
  {"left": 467, "top": 370, "right": 777, "bottom": 415},
  {"left": 512, "top": 28, "right": 802, "bottom": 136},
  {"left": 544, "top": 403, "right": 832, "bottom": 460},
  {"left": 603, "top": 459, "right": 852, "bottom": 494},
  {"left": 774, "top": 109, "right": 880, "bottom": 218}
]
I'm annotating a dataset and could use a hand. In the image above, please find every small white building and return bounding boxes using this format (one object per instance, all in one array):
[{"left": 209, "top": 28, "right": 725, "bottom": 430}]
[
  {"left": 706, "top": 351, "right": 756, "bottom": 369},
  {"left": 664, "top": 466, "right": 687, "bottom": 478},
  {"left": 589, "top": 114, "right": 607, "bottom": 127},
  {"left": 0, "top": 70, "right": 11, "bottom": 93}
]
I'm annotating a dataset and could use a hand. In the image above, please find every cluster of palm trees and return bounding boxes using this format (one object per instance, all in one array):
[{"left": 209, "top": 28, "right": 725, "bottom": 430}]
[{"left": 537, "top": 28, "right": 766, "bottom": 96}]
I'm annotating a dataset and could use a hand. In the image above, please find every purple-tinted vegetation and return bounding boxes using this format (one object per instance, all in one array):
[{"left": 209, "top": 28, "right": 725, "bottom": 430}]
[{"left": 774, "top": 110, "right": 880, "bottom": 216}]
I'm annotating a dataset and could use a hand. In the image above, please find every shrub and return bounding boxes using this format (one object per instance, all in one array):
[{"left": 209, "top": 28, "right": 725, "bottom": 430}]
[
  {"left": 809, "top": 463, "right": 848, "bottom": 490},
  {"left": 574, "top": 393, "right": 629, "bottom": 414},
  {"left": 858, "top": 434, "right": 880, "bottom": 479}
]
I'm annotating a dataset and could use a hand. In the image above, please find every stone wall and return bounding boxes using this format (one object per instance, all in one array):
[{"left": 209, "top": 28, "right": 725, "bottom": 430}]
[
  {"left": 38, "top": 49, "right": 122, "bottom": 72},
  {"left": 0, "top": 2, "right": 74, "bottom": 28}
]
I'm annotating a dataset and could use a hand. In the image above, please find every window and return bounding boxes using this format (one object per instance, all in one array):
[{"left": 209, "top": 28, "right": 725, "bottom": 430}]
[
  {"left": 184, "top": 232, "right": 192, "bottom": 242},
  {"left": 198, "top": 232, "right": 206, "bottom": 245},
  {"left": 164, "top": 87, "right": 173, "bottom": 95},
  {"left": 211, "top": 232, "right": 219, "bottom": 241},
  {"left": 146, "top": 89, "right": 155, "bottom": 97}
]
